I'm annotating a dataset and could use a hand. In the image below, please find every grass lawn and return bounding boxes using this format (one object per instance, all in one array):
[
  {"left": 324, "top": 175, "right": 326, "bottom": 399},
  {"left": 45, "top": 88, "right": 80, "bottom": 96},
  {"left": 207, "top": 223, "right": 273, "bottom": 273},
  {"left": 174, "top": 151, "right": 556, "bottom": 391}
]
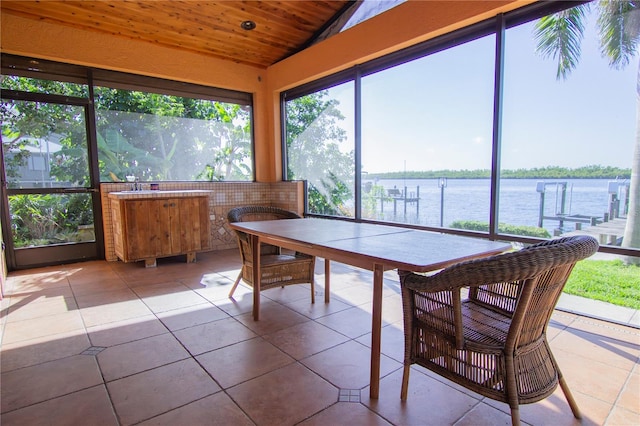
[{"left": 565, "top": 259, "right": 640, "bottom": 310}]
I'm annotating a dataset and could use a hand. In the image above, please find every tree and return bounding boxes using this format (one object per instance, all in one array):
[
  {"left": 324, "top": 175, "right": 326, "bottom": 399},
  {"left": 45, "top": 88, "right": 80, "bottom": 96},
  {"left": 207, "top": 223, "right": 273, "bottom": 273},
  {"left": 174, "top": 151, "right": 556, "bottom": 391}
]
[
  {"left": 286, "top": 91, "right": 354, "bottom": 215},
  {"left": 534, "top": 1, "right": 640, "bottom": 262}
]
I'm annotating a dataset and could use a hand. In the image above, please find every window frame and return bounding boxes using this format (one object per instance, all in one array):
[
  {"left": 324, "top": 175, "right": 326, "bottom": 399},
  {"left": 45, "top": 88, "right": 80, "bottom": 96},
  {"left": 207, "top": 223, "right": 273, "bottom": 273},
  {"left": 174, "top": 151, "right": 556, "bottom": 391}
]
[{"left": 281, "top": 0, "right": 638, "bottom": 258}]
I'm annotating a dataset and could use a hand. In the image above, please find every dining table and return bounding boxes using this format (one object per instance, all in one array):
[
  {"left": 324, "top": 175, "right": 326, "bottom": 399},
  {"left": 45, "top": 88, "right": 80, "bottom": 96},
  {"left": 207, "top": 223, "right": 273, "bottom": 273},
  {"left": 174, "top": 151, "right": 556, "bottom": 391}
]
[{"left": 228, "top": 217, "right": 512, "bottom": 399}]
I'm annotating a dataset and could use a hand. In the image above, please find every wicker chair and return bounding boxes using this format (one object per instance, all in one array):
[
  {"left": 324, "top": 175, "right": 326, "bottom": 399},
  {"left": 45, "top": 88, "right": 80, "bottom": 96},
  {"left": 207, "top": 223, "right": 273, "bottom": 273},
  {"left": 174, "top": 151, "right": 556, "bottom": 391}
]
[
  {"left": 227, "top": 206, "right": 317, "bottom": 305},
  {"left": 398, "top": 235, "right": 599, "bottom": 426}
]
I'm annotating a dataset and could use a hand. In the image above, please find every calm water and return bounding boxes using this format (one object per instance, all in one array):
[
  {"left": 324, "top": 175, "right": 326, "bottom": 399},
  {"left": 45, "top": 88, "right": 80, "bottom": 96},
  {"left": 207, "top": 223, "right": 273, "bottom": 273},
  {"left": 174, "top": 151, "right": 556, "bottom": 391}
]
[{"left": 364, "top": 178, "right": 627, "bottom": 235}]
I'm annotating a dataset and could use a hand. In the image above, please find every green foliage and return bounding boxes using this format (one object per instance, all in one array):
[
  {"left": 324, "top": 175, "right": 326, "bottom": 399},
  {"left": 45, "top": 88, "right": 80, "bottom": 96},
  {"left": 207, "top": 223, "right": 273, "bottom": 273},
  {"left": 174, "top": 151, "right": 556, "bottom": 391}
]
[
  {"left": 285, "top": 91, "right": 354, "bottom": 214},
  {"left": 9, "top": 194, "right": 93, "bottom": 247},
  {"left": 366, "top": 165, "right": 631, "bottom": 180},
  {"left": 450, "top": 220, "right": 552, "bottom": 238},
  {"left": 362, "top": 184, "right": 388, "bottom": 217},
  {"left": 307, "top": 173, "right": 352, "bottom": 216},
  {"left": 2, "top": 76, "right": 253, "bottom": 186},
  {"left": 565, "top": 259, "right": 640, "bottom": 309}
]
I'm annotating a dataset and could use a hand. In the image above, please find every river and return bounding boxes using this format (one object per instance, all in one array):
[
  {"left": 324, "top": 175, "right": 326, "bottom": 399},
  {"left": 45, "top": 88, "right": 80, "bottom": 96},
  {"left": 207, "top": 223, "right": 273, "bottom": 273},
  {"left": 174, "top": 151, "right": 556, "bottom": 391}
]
[{"left": 363, "top": 178, "right": 629, "bottom": 235}]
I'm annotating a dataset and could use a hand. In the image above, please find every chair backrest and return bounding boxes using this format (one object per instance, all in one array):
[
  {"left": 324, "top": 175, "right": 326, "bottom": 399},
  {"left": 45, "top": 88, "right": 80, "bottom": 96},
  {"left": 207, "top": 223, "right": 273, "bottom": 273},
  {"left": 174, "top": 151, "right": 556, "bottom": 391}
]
[
  {"left": 227, "top": 206, "right": 302, "bottom": 259},
  {"left": 470, "top": 235, "right": 598, "bottom": 350},
  {"left": 227, "top": 206, "right": 301, "bottom": 223},
  {"left": 415, "top": 235, "right": 598, "bottom": 351}
]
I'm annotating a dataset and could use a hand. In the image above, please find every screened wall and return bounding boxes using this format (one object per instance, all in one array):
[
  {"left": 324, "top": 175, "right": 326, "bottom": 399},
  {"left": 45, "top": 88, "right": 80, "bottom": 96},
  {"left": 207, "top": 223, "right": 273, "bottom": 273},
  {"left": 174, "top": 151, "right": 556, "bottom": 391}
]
[{"left": 283, "top": 1, "right": 639, "bottom": 258}]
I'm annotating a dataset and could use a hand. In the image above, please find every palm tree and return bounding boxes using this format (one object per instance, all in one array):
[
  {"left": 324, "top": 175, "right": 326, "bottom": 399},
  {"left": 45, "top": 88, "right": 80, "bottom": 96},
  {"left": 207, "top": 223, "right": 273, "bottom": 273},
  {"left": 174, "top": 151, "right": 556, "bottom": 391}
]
[{"left": 534, "top": 0, "right": 639, "bottom": 263}]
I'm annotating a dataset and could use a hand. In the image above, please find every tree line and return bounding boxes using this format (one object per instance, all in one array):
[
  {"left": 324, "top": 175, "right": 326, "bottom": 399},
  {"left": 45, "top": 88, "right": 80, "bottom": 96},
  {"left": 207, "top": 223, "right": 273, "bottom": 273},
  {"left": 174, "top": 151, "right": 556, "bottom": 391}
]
[{"left": 366, "top": 165, "right": 631, "bottom": 180}]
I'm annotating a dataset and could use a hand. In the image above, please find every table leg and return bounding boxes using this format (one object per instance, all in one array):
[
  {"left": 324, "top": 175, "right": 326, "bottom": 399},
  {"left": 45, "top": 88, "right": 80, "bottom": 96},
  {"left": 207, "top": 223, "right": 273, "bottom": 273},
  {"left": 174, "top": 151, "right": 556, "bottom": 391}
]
[
  {"left": 251, "top": 234, "right": 261, "bottom": 321},
  {"left": 370, "top": 263, "right": 384, "bottom": 399},
  {"left": 324, "top": 259, "right": 330, "bottom": 304}
]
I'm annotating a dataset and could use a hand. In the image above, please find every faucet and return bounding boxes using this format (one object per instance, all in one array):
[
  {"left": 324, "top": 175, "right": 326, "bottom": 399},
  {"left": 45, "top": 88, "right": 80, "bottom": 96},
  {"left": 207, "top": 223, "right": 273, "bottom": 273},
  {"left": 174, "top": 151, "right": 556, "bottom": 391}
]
[{"left": 125, "top": 175, "right": 140, "bottom": 191}]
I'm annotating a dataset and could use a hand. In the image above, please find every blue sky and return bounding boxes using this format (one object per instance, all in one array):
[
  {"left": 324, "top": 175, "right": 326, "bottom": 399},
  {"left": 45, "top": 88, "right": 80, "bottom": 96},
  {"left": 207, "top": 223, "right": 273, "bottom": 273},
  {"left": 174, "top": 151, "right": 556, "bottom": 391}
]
[{"left": 331, "top": 6, "right": 638, "bottom": 173}]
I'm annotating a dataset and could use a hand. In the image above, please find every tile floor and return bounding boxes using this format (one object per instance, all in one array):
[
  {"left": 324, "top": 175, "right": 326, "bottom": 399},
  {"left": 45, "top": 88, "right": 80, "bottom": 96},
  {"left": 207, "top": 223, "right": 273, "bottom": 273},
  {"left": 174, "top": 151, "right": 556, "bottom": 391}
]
[{"left": 1, "top": 249, "right": 638, "bottom": 425}]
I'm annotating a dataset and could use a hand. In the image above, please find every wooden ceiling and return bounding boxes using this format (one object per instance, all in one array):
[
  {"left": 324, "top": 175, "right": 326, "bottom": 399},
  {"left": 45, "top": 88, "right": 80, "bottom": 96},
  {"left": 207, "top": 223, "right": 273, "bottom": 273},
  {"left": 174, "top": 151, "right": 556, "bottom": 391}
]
[{"left": 1, "top": 1, "right": 355, "bottom": 68}]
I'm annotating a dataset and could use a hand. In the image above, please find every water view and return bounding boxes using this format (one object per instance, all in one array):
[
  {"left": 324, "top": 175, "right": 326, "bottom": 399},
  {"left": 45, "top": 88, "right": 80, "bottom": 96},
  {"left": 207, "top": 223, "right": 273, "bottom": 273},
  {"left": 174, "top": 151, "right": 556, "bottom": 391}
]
[{"left": 364, "top": 178, "right": 628, "bottom": 237}]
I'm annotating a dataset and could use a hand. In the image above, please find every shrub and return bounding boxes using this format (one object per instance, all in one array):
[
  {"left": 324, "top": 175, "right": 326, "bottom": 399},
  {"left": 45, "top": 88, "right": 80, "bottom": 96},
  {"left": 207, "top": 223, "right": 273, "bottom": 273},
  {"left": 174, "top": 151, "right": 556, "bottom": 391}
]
[{"left": 450, "top": 220, "right": 551, "bottom": 238}]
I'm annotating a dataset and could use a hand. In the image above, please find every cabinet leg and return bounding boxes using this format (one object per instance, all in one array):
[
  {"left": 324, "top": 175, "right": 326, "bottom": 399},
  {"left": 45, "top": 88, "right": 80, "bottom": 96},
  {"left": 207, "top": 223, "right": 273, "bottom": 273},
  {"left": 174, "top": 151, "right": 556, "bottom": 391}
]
[
  {"left": 144, "top": 258, "right": 157, "bottom": 268},
  {"left": 186, "top": 252, "right": 196, "bottom": 263}
]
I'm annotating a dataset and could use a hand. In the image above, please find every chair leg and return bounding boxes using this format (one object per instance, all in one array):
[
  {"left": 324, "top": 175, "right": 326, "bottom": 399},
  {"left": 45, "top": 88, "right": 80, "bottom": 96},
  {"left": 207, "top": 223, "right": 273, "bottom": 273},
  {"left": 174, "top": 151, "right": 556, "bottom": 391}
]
[
  {"left": 310, "top": 277, "right": 315, "bottom": 304},
  {"left": 559, "top": 375, "right": 581, "bottom": 419},
  {"left": 400, "top": 365, "right": 410, "bottom": 400},
  {"left": 509, "top": 406, "right": 520, "bottom": 426},
  {"left": 228, "top": 272, "right": 242, "bottom": 297}
]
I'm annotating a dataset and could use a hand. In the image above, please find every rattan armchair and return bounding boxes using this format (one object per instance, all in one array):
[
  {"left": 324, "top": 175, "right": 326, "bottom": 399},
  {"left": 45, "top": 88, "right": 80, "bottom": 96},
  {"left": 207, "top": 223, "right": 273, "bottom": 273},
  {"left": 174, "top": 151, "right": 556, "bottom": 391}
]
[
  {"left": 227, "top": 206, "right": 316, "bottom": 305},
  {"left": 398, "top": 235, "right": 599, "bottom": 426}
]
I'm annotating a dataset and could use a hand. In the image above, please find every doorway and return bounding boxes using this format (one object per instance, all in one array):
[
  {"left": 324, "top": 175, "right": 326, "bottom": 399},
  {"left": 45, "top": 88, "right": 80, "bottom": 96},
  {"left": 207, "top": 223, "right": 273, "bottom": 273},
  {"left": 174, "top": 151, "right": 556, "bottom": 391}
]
[{"left": 1, "top": 93, "right": 103, "bottom": 270}]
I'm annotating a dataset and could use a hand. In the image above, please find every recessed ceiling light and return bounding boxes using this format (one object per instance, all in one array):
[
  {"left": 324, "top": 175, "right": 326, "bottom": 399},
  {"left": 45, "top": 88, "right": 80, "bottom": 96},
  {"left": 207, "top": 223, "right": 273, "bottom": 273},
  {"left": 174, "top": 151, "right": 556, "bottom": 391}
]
[{"left": 240, "top": 20, "right": 256, "bottom": 31}]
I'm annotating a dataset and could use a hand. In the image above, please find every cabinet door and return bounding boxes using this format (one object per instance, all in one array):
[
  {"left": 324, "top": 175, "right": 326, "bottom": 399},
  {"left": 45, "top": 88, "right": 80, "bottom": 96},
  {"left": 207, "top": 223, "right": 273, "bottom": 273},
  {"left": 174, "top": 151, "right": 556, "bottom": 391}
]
[
  {"left": 123, "top": 199, "right": 155, "bottom": 260},
  {"left": 176, "top": 196, "right": 210, "bottom": 252}
]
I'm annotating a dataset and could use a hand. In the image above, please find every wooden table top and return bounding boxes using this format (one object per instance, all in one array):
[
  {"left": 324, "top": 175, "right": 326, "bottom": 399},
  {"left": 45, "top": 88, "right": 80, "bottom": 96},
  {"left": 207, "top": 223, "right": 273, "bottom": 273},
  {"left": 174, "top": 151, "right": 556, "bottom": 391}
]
[{"left": 230, "top": 218, "right": 512, "bottom": 272}]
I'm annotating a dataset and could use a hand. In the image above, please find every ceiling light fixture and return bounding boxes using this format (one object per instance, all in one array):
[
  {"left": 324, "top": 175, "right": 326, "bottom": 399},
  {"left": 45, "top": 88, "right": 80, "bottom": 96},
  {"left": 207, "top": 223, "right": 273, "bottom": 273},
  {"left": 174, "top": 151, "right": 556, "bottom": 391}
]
[{"left": 240, "top": 20, "right": 256, "bottom": 30}]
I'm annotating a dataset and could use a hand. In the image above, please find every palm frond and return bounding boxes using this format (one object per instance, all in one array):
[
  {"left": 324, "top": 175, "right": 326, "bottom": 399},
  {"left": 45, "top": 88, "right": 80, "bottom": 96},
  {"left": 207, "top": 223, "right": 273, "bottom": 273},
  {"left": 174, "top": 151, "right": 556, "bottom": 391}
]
[
  {"left": 597, "top": 0, "right": 640, "bottom": 69},
  {"left": 534, "top": 5, "right": 589, "bottom": 80}
]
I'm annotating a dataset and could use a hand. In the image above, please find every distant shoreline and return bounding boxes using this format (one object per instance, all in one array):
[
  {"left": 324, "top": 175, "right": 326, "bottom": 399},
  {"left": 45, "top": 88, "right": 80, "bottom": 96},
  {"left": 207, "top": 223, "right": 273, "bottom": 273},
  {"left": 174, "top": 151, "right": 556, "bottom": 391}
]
[{"left": 365, "top": 165, "right": 631, "bottom": 180}]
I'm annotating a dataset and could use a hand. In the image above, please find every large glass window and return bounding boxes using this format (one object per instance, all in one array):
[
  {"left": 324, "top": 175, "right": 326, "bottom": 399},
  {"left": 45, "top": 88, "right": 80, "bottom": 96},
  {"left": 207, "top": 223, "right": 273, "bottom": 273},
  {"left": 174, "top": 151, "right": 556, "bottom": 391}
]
[
  {"left": 95, "top": 87, "right": 253, "bottom": 183},
  {"left": 361, "top": 35, "right": 495, "bottom": 228},
  {"left": 501, "top": 3, "right": 637, "bottom": 249},
  {"left": 285, "top": 83, "right": 355, "bottom": 216},
  {"left": 283, "top": 1, "right": 639, "bottom": 257}
]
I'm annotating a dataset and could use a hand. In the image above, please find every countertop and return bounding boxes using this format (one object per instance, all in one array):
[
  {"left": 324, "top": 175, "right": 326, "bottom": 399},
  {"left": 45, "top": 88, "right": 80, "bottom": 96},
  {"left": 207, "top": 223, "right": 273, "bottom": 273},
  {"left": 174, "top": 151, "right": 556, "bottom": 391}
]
[{"left": 107, "top": 190, "right": 213, "bottom": 200}]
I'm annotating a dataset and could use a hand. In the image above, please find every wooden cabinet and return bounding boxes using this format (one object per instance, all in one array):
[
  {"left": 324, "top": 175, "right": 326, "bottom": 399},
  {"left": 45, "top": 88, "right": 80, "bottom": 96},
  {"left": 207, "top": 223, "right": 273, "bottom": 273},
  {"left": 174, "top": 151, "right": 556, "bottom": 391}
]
[{"left": 110, "top": 194, "right": 210, "bottom": 267}]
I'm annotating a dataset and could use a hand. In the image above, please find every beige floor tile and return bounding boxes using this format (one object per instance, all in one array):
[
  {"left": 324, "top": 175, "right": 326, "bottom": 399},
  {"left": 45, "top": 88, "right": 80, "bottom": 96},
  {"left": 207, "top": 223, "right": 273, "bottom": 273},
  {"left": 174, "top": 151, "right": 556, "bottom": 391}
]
[
  {"left": 550, "top": 326, "right": 640, "bottom": 371},
  {"left": 516, "top": 386, "right": 612, "bottom": 426},
  {"left": 69, "top": 277, "right": 130, "bottom": 297},
  {"left": 302, "top": 340, "right": 402, "bottom": 389},
  {"left": 299, "top": 402, "right": 392, "bottom": 426},
  {"left": 361, "top": 368, "right": 480, "bottom": 426},
  {"left": 0, "top": 330, "right": 90, "bottom": 372},
  {"left": 107, "top": 359, "right": 220, "bottom": 425},
  {"left": 77, "top": 289, "right": 153, "bottom": 327},
  {"left": 553, "top": 349, "right": 634, "bottom": 404},
  {"left": 260, "top": 284, "right": 314, "bottom": 304},
  {"left": 6, "top": 285, "right": 74, "bottom": 305},
  {"left": 606, "top": 406, "right": 640, "bottom": 425},
  {"left": 228, "top": 362, "right": 337, "bottom": 425},
  {"left": 87, "top": 314, "right": 167, "bottom": 347},
  {"left": 173, "top": 316, "right": 257, "bottom": 355},
  {"left": 6, "top": 295, "right": 78, "bottom": 322},
  {"left": 197, "top": 337, "right": 294, "bottom": 388},
  {"left": 0, "top": 385, "right": 118, "bottom": 426},
  {"left": 138, "top": 392, "right": 254, "bottom": 426},
  {"left": 455, "top": 401, "right": 513, "bottom": 426},
  {"left": 1, "top": 355, "right": 103, "bottom": 413},
  {"left": 356, "top": 322, "right": 406, "bottom": 363},
  {"left": 156, "top": 303, "right": 229, "bottom": 331},
  {"left": 132, "top": 281, "right": 209, "bottom": 313},
  {"left": 234, "top": 301, "right": 310, "bottom": 335},
  {"left": 2, "top": 257, "right": 638, "bottom": 426},
  {"left": 1, "top": 310, "right": 85, "bottom": 344},
  {"left": 185, "top": 271, "right": 238, "bottom": 295},
  {"left": 207, "top": 286, "right": 257, "bottom": 316},
  {"left": 5, "top": 269, "right": 69, "bottom": 294},
  {"left": 617, "top": 369, "right": 640, "bottom": 414},
  {"left": 264, "top": 320, "right": 349, "bottom": 360},
  {"left": 284, "top": 296, "right": 353, "bottom": 319},
  {"left": 315, "top": 305, "right": 374, "bottom": 338},
  {"left": 98, "top": 333, "right": 190, "bottom": 381}
]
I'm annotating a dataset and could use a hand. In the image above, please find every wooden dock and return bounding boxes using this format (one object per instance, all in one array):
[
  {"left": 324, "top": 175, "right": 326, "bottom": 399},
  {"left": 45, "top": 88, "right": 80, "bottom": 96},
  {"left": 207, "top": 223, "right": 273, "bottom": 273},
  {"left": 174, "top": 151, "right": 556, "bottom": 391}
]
[{"left": 563, "top": 218, "right": 627, "bottom": 245}]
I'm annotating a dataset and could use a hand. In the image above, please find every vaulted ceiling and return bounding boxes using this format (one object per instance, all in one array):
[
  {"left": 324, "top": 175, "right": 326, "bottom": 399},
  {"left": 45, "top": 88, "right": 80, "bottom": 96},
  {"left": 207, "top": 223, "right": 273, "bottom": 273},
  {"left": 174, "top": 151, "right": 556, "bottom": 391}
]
[{"left": 0, "top": 1, "right": 356, "bottom": 68}]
